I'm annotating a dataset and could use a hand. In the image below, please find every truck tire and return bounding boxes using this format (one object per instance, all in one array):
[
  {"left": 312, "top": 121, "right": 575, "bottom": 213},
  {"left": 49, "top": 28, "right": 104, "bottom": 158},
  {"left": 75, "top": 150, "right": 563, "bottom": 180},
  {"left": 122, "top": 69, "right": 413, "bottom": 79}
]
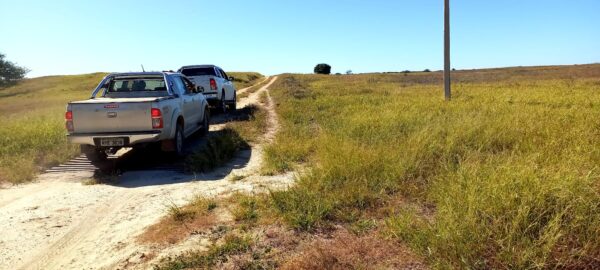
[
  {"left": 229, "top": 92, "right": 236, "bottom": 111},
  {"left": 200, "top": 109, "right": 210, "bottom": 136},
  {"left": 219, "top": 90, "right": 227, "bottom": 113},
  {"left": 81, "top": 145, "right": 107, "bottom": 162},
  {"left": 174, "top": 123, "right": 185, "bottom": 157}
]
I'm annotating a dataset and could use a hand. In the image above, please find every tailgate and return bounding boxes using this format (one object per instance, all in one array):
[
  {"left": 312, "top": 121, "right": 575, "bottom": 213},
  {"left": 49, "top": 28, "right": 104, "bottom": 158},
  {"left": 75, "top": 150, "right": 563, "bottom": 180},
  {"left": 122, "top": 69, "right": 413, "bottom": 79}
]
[
  {"left": 188, "top": 76, "right": 213, "bottom": 91},
  {"left": 71, "top": 101, "right": 153, "bottom": 133}
]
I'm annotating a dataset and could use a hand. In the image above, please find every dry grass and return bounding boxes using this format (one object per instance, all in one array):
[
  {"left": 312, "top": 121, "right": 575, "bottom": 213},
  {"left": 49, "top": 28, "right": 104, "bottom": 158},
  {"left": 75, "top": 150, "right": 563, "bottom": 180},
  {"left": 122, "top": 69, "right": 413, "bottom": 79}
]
[
  {"left": 280, "top": 229, "right": 426, "bottom": 270},
  {"left": 139, "top": 196, "right": 219, "bottom": 245},
  {"left": 155, "top": 232, "right": 254, "bottom": 270},
  {"left": 154, "top": 222, "right": 426, "bottom": 270}
]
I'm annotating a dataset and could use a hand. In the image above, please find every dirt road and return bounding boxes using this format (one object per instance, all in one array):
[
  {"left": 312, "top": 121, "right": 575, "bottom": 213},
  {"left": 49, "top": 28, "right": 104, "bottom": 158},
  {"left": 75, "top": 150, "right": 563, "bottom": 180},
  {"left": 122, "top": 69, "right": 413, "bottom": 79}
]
[{"left": 0, "top": 76, "right": 290, "bottom": 270}]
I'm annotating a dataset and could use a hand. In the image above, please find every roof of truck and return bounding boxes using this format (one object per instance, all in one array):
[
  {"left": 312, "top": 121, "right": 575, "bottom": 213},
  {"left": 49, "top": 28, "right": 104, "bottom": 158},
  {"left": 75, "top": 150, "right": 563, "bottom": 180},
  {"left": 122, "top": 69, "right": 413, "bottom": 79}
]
[
  {"left": 105, "top": 72, "right": 179, "bottom": 77},
  {"left": 179, "top": 65, "right": 219, "bottom": 69}
]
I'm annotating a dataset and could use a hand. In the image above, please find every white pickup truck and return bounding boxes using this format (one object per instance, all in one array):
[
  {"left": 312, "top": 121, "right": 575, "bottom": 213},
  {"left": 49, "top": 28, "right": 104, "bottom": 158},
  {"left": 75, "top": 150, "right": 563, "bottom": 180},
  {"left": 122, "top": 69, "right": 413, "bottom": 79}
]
[
  {"left": 178, "top": 65, "right": 236, "bottom": 112},
  {"left": 65, "top": 72, "right": 210, "bottom": 161}
]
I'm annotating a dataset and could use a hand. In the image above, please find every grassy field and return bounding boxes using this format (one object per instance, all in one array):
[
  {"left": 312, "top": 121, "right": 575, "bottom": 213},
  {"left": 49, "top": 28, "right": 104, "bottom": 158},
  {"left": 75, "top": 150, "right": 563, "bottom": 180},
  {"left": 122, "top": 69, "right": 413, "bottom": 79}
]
[
  {"left": 0, "top": 73, "right": 107, "bottom": 184},
  {"left": 230, "top": 72, "right": 264, "bottom": 90},
  {"left": 0, "top": 72, "right": 263, "bottom": 184},
  {"left": 262, "top": 65, "right": 600, "bottom": 268}
]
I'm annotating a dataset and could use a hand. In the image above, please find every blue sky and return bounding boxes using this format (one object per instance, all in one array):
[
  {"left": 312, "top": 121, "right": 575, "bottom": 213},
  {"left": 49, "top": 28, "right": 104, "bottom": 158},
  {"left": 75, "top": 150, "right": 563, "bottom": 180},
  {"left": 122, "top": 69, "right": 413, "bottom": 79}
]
[{"left": 1, "top": 0, "right": 599, "bottom": 77}]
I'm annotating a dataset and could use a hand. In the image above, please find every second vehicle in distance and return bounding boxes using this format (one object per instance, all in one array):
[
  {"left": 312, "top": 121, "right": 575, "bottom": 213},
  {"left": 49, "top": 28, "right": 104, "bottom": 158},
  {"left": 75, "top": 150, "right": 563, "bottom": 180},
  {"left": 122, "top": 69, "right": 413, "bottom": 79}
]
[{"left": 178, "top": 65, "right": 237, "bottom": 112}]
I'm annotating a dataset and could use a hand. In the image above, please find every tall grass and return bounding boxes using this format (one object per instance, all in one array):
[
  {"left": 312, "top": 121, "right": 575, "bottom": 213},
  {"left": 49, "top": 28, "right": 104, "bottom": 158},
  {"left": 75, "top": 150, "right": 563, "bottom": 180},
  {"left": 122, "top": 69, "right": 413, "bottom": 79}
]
[{"left": 265, "top": 65, "right": 600, "bottom": 268}]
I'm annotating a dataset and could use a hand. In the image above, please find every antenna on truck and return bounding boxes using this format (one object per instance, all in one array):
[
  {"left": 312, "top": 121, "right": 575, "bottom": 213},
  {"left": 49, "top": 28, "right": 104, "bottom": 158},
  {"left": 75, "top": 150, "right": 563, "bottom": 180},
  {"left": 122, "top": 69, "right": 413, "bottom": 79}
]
[{"left": 141, "top": 64, "right": 146, "bottom": 72}]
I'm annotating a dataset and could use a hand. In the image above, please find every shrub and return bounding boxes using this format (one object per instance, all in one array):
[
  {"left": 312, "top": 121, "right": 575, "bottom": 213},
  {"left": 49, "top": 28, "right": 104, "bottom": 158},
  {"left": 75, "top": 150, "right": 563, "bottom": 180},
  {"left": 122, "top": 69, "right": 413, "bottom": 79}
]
[
  {"left": 0, "top": 53, "right": 29, "bottom": 88},
  {"left": 314, "top": 64, "right": 331, "bottom": 75}
]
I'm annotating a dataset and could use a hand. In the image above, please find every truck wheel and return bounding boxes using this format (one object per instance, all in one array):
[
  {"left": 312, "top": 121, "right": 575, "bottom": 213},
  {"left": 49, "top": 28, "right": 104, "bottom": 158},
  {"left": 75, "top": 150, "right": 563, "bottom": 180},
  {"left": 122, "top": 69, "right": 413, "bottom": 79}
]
[
  {"left": 229, "top": 92, "right": 236, "bottom": 111},
  {"left": 220, "top": 91, "right": 227, "bottom": 113},
  {"left": 200, "top": 109, "right": 210, "bottom": 136},
  {"left": 174, "top": 123, "right": 185, "bottom": 157},
  {"left": 81, "top": 145, "right": 107, "bottom": 162}
]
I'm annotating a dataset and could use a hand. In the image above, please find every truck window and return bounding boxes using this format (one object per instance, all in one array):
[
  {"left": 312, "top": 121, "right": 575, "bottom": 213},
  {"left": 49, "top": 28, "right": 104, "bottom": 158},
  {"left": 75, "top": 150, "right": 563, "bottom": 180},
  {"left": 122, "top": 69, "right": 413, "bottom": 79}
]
[
  {"left": 180, "top": 67, "right": 217, "bottom": 77},
  {"left": 212, "top": 67, "right": 221, "bottom": 78},
  {"left": 219, "top": 69, "right": 229, "bottom": 80},
  {"left": 107, "top": 78, "right": 166, "bottom": 92},
  {"left": 171, "top": 77, "right": 186, "bottom": 95},
  {"left": 180, "top": 77, "right": 195, "bottom": 94}
]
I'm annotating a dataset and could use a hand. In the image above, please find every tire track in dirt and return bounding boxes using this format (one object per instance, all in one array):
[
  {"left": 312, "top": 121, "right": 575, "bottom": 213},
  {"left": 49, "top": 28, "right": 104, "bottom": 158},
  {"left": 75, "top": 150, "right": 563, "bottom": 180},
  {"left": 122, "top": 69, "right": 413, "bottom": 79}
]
[
  {"left": 236, "top": 76, "right": 270, "bottom": 97},
  {"left": 18, "top": 188, "right": 132, "bottom": 270}
]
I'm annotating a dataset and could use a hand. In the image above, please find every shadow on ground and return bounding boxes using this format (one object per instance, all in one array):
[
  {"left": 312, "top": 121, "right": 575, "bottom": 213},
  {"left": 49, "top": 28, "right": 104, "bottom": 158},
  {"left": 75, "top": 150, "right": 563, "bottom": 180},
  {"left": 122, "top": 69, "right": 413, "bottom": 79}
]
[
  {"left": 209, "top": 105, "right": 260, "bottom": 125},
  {"left": 88, "top": 107, "right": 258, "bottom": 188}
]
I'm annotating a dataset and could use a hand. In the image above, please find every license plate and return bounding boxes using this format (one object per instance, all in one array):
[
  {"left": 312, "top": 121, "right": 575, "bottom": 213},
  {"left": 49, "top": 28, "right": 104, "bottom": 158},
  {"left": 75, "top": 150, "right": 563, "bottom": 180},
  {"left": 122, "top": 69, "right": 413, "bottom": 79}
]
[
  {"left": 100, "top": 138, "right": 124, "bottom": 147},
  {"left": 205, "top": 93, "right": 217, "bottom": 98}
]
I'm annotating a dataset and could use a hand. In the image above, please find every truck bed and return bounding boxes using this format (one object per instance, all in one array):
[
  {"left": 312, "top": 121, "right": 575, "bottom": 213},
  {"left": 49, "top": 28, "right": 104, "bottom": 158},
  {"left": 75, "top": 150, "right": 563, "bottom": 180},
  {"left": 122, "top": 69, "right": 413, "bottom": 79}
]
[{"left": 69, "top": 97, "right": 168, "bottom": 134}]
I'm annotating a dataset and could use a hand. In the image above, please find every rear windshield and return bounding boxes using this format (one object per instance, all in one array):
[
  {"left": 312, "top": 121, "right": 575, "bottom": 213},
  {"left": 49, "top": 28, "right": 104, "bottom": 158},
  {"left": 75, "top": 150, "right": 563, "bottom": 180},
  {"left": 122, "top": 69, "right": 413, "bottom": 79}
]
[
  {"left": 180, "top": 67, "right": 216, "bottom": 76},
  {"left": 107, "top": 78, "right": 167, "bottom": 92}
]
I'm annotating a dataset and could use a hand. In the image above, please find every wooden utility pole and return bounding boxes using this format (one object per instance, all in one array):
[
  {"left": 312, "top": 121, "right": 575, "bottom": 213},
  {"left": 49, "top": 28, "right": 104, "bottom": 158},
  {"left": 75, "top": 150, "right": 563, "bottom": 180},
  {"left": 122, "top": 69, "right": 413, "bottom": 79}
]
[{"left": 444, "top": 0, "right": 451, "bottom": 100}]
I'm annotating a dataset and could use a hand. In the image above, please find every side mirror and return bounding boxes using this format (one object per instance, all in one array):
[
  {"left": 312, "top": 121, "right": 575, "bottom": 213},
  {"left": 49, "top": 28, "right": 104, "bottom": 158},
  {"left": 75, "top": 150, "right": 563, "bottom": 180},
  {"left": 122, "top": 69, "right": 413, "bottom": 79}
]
[{"left": 229, "top": 76, "right": 235, "bottom": 81}]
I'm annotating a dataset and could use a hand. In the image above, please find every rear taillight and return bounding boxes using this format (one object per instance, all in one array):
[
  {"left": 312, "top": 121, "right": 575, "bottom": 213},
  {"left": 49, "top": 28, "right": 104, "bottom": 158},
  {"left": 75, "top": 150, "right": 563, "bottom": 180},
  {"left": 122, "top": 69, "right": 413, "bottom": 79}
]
[
  {"left": 151, "top": 108, "right": 163, "bottom": 129},
  {"left": 65, "top": 111, "right": 74, "bottom": 132},
  {"left": 210, "top": 78, "right": 217, "bottom": 90}
]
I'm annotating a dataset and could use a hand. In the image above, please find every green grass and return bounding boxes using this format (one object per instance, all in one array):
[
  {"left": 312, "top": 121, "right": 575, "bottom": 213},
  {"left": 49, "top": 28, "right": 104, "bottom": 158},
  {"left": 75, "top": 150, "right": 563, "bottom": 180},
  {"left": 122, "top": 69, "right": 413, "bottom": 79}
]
[
  {"left": 231, "top": 194, "right": 260, "bottom": 225},
  {"left": 264, "top": 65, "right": 600, "bottom": 268},
  {"left": 185, "top": 128, "right": 250, "bottom": 173},
  {"left": 167, "top": 195, "right": 217, "bottom": 222},
  {"left": 185, "top": 105, "right": 268, "bottom": 173},
  {"left": 0, "top": 73, "right": 107, "bottom": 183}
]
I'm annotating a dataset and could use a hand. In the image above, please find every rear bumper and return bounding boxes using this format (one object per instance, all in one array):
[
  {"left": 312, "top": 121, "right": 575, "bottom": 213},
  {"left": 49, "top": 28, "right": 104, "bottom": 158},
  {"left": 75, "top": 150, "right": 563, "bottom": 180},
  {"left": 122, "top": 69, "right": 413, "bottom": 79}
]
[
  {"left": 203, "top": 92, "right": 219, "bottom": 105},
  {"left": 203, "top": 92, "right": 234, "bottom": 105},
  {"left": 67, "top": 130, "right": 162, "bottom": 146}
]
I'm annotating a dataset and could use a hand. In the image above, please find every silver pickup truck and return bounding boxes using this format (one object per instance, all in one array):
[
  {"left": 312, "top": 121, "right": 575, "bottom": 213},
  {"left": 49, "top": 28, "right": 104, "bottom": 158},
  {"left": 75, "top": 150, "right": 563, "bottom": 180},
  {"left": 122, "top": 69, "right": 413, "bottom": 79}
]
[{"left": 66, "top": 72, "right": 210, "bottom": 161}]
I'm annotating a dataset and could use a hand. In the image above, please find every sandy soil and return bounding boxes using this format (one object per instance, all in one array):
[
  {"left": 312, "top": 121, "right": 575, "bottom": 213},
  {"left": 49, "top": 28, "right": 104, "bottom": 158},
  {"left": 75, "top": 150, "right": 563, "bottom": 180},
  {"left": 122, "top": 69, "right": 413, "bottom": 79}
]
[{"left": 0, "top": 76, "right": 291, "bottom": 270}]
